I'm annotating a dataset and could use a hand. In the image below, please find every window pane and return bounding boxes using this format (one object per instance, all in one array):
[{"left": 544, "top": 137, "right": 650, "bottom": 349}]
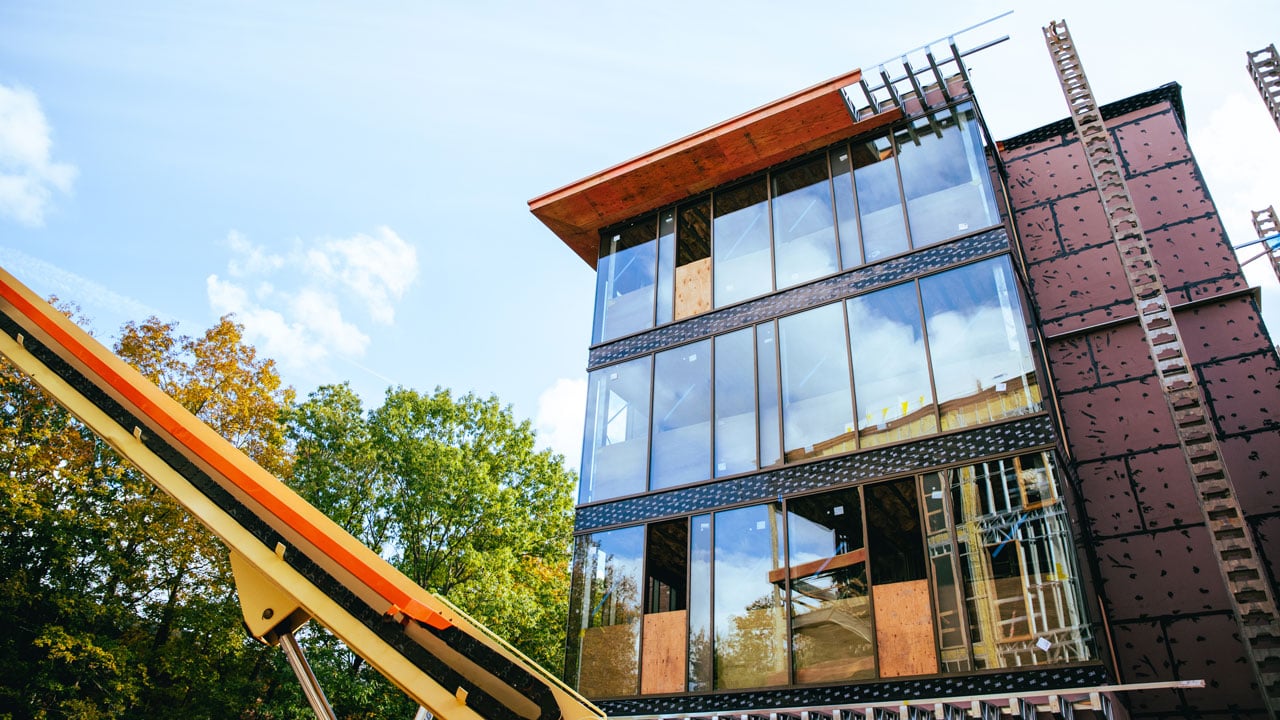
[
  {"left": 567, "top": 527, "right": 644, "bottom": 697},
  {"left": 772, "top": 156, "right": 838, "bottom": 289},
  {"left": 922, "top": 471, "right": 971, "bottom": 673},
  {"left": 830, "top": 146, "right": 862, "bottom": 268},
  {"left": 642, "top": 520, "right": 688, "bottom": 694},
  {"left": 688, "top": 514, "right": 713, "bottom": 692},
  {"left": 676, "top": 200, "right": 712, "bottom": 319},
  {"left": 950, "top": 454, "right": 1095, "bottom": 669},
  {"left": 787, "top": 488, "right": 873, "bottom": 683},
  {"left": 594, "top": 219, "right": 658, "bottom": 343},
  {"left": 656, "top": 210, "right": 677, "bottom": 325},
  {"left": 848, "top": 282, "right": 936, "bottom": 448},
  {"left": 714, "top": 179, "right": 772, "bottom": 307},
  {"left": 919, "top": 257, "right": 1041, "bottom": 431},
  {"left": 895, "top": 103, "right": 1000, "bottom": 248},
  {"left": 580, "top": 356, "right": 652, "bottom": 503},
  {"left": 651, "top": 340, "right": 711, "bottom": 490},
  {"left": 714, "top": 503, "right": 787, "bottom": 689},
  {"left": 715, "top": 329, "right": 756, "bottom": 477},
  {"left": 757, "top": 322, "right": 782, "bottom": 468},
  {"left": 852, "top": 134, "right": 908, "bottom": 262},
  {"left": 779, "top": 303, "right": 854, "bottom": 461}
]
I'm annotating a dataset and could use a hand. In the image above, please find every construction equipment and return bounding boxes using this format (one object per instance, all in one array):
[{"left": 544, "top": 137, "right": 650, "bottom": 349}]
[
  {"left": 1045, "top": 19, "right": 1280, "bottom": 715},
  {"left": 0, "top": 264, "right": 605, "bottom": 720}
]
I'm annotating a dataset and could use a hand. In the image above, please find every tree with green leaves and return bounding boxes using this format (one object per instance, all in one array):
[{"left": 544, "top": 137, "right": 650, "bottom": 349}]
[
  {"left": 285, "top": 384, "right": 577, "bottom": 675},
  {"left": 0, "top": 312, "right": 297, "bottom": 719}
]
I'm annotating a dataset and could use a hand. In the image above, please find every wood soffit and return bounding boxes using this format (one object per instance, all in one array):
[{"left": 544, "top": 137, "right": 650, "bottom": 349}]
[{"left": 529, "top": 68, "right": 903, "bottom": 268}]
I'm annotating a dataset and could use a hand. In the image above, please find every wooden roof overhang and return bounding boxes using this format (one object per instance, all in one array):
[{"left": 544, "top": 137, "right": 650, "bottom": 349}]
[{"left": 529, "top": 68, "right": 903, "bottom": 268}]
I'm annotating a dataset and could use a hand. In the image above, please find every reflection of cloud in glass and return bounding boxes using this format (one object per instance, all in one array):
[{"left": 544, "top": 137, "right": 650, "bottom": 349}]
[
  {"left": 848, "top": 291, "right": 931, "bottom": 426},
  {"left": 927, "top": 304, "right": 1033, "bottom": 403}
]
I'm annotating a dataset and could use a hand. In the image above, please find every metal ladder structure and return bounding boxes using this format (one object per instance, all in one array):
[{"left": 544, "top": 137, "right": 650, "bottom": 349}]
[
  {"left": 1247, "top": 44, "right": 1280, "bottom": 132},
  {"left": 1249, "top": 206, "right": 1280, "bottom": 283},
  {"left": 1043, "top": 19, "right": 1280, "bottom": 715}
]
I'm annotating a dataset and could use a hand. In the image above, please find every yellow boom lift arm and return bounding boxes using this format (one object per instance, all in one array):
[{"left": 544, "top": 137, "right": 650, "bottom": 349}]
[{"left": 0, "top": 265, "right": 605, "bottom": 720}]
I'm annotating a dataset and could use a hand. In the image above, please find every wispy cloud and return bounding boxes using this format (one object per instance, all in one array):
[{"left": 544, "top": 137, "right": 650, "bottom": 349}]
[
  {"left": 535, "top": 376, "right": 586, "bottom": 471},
  {"left": 0, "top": 244, "right": 160, "bottom": 333},
  {"left": 207, "top": 227, "right": 417, "bottom": 373},
  {"left": 0, "top": 84, "right": 77, "bottom": 226}
]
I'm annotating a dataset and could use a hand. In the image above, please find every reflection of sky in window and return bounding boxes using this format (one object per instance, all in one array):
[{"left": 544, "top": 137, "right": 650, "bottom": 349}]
[
  {"left": 848, "top": 282, "right": 932, "bottom": 426},
  {"left": 714, "top": 505, "right": 783, "bottom": 632},
  {"left": 920, "top": 258, "right": 1034, "bottom": 402},
  {"left": 779, "top": 303, "right": 853, "bottom": 452}
]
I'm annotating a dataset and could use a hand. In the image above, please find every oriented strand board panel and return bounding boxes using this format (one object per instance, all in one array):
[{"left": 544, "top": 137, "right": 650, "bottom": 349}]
[
  {"left": 640, "top": 610, "right": 687, "bottom": 694},
  {"left": 872, "top": 579, "right": 938, "bottom": 677},
  {"left": 674, "top": 258, "right": 711, "bottom": 319}
]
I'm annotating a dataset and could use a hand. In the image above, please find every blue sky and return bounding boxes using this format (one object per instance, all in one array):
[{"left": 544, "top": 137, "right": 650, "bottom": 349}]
[{"left": 2, "top": 1, "right": 1278, "bottom": 469}]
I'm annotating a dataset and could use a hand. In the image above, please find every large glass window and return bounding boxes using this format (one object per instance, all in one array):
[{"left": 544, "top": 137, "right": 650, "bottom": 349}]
[
  {"left": 772, "top": 156, "right": 838, "bottom": 289},
  {"left": 786, "top": 488, "right": 872, "bottom": 683},
  {"left": 895, "top": 103, "right": 1000, "bottom": 249},
  {"left": 848, "top": 282, "right": 936, "bottom": 448},
  {"left": 756, "top": 322, "right": 782, "bottom": 468},
  {"left": 715, "top": 329, "right": 757, "bottom": 477},
  {"left": 714, "top": 503, "right": 787, "bottom": 689},
  {"left": 567, "top": 527, "right": 644, "bottom": 697},
  {"left": 920, "top": 257, "right": 1040, "bottom": 431},
  {"left": 830, "top": 147, "right": 862, "bottom": 267},
  {"left": 580, "top": 356, "right": 652, "bottom": 504},
  {"left": 565, "top": 455, "right": 1094, "bottom": 698},
  {"left": 688, "top": 514, "right": 713, "bottom": 691},
  {"left": 590, "top": 103, "right": 1005, "bottom": 337},
  {"left": 593, "top": 219, "right": 658, "bottom": 344},
  {"left": 852, "top": 134, "right": 908, "bottom": 262},
  {"left": 714, "top": 179, "right": 772, "bottom": 307},
  {"left": 651, "top": 341, "right": 712, "bottom": 489},
  {"left": 779, "top": 303, "right": 854, "bottom": 461}
]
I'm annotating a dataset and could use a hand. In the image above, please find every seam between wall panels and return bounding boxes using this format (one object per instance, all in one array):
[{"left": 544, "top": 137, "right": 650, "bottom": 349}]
[{"left": 1039, "top": 286, "right": 1260, "bottom": 341}]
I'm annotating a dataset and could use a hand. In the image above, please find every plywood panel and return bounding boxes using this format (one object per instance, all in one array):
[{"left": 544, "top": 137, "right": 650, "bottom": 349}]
[
  {"left": 578, "top": 623, "right": 638, "bottom": 698},
  {"left": 674, "top": 258, "right": 711, "bottom": 319},
  {"left": 640, "top": 610, "right": 687, "bottom": 694},
  {"left": 873, "top": 579, "right": 939, "bottom": 677}
]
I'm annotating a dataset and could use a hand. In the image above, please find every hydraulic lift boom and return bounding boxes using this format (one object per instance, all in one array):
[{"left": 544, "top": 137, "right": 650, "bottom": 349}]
[{"left": 0, "top": 264, "right": 605, "bottom": 720}]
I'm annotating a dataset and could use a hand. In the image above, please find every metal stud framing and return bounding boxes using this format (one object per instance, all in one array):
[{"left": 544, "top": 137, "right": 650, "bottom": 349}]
[
  {"left": 1044, "top": 19, "right": 1280, "bottom": 714},
  {"left": 1247, "top": 44, "right": 1280, "bottom": 132}
]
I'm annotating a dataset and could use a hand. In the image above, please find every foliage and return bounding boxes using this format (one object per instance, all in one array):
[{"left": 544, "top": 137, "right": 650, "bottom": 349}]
[
  {"left": 285, "top": 385, "right": 577, "bottom": 674},
  {"left": 0, "top": 312, "right": 294, "bottom": 719},
  {"left": 0, "top": 308, "right": 576, "bottom": 719}
]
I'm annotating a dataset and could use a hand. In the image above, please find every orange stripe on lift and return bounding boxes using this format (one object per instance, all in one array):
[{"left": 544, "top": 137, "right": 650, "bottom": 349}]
[{"left": 0, "top": 275, "right": 451, "bottom": 631}]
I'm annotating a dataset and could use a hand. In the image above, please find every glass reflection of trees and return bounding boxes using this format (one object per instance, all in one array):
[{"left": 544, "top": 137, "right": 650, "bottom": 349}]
[
  {"left": 566, "top": 454, "right": 1095, "bottom": 697},
  {"left": 567, "top": 527, "right": 644, "bottom": 698}
]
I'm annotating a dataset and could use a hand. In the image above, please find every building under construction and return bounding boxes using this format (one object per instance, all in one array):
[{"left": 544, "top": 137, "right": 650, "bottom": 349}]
[{"left": 529, "top": 21, "right": 1280, "bottom": 720}]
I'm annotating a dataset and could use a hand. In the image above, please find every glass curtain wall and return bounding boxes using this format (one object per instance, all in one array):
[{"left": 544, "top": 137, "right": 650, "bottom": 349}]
[
  {"left": 566, "top": 455, "right": 1094, "bottom": 697},
  {"left": 589, "top": 102, "right": 1002, "bottom": 342},
  {"left": 579, "top": 257, "right": 1042, "bottom": 504}
]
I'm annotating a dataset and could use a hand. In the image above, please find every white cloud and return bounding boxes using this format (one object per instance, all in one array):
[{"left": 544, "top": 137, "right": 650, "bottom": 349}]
[
  {"left": 0, "top": 84, "right": 76, "bottom": 226},
  {"left": 206, "top": 227, "right": 413, "bottom": 374},
  {"left": 1192, "top": 91, "right": 1280, "bottom": 338},
  {"left": 535, "top": 376, "right": 587, "bottom": 470},
  {"left": 304, "top": 226, "right": 417, "bottom": 324}
]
